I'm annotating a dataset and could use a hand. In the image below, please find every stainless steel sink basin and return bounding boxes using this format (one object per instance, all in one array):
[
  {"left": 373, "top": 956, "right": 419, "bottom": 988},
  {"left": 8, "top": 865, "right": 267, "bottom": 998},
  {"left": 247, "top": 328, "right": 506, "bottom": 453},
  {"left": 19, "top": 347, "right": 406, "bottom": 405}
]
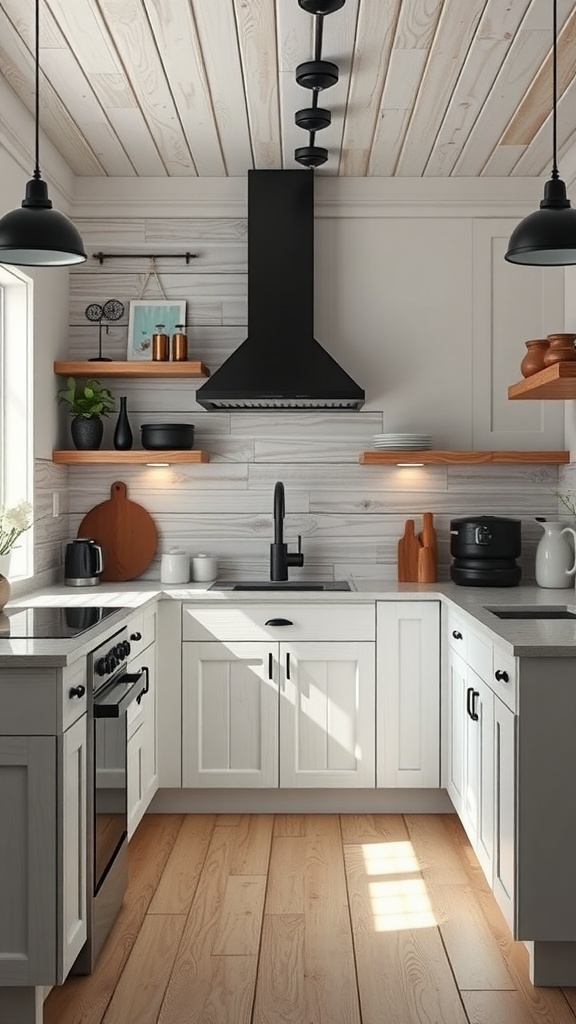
[
  {"left": 209, "top": 580, "right": 353, "bottom": 592},
  {"left": 487, "top": 606, "right": 576, "bottom": 620}
]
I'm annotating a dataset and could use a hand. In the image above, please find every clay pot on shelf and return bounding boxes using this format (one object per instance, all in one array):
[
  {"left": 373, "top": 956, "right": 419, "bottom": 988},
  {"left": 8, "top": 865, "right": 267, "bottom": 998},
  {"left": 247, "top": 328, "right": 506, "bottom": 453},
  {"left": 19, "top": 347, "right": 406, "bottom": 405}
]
[
  {"left": 520, "top": 339, "right": 549, "bottom": 377},
  {"left": 543, "top": 333, "right": 576, "bottom": 367}
]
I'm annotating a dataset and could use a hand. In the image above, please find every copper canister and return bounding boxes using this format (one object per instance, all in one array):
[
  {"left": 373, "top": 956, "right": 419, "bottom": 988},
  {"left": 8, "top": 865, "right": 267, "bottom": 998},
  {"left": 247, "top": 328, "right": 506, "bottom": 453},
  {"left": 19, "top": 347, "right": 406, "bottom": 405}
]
[
  {"left": 171, "top": 324, "right": 188, "bottom": 361},
  {"left": 152, "top": 326, "right": 169, "bottom": 361}
]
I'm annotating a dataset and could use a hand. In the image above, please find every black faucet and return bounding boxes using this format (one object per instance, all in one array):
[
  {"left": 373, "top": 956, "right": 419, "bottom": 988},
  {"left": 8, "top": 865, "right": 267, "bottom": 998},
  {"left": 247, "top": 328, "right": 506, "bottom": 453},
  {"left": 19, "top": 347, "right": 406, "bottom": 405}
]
[{"left": 270, "top": 481, "right": 304, "bottom": 581}]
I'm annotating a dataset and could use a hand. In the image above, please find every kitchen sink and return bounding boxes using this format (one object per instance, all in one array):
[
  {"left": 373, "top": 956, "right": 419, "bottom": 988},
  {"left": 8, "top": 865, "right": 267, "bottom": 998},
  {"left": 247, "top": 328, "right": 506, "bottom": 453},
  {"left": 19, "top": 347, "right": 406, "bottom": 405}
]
[
  {"left": 486, "top": 606, "right": 576, "bottom": 620},
  {"left": 209, "top": 580, "right": 353, "bottom": 592}
]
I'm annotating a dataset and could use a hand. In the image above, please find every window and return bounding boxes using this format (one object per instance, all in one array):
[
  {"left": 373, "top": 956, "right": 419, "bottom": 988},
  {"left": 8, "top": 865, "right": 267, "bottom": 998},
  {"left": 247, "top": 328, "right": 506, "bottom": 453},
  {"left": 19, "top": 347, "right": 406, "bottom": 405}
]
[{"left": 0, "top": 264, "right": 33, "bottom": 580}]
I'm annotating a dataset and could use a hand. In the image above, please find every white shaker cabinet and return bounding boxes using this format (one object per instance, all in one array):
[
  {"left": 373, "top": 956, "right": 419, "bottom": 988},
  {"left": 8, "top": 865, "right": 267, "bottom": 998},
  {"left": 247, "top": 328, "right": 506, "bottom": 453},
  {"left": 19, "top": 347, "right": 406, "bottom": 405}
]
[
  {"left": 182, "top": 640, "right": 278, "bottom": 788},
  {"left": 442, "top": 606, "right": 517, "bottom": 929},
  {"left": 181, "top": 602, "right": 376, "bottom": 789},
  {"left": 126, "top": 605, "right": 158, "bottom": 837},
  {"left": 279, "top": 639, "right": 375, "bottom": 788},
  {"left": 376, "top": 601, "right": 440, "bottom": 787}
]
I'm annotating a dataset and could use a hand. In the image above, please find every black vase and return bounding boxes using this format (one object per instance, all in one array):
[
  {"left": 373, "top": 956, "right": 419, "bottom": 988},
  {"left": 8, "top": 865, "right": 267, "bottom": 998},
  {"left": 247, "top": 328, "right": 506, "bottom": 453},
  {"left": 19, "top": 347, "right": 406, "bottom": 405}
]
[
  {"left": 113, "top": 396, "right": 133, "bottom": 450},
  {"left": 71, "top": 415, "right": 103, "bottom": 450}
]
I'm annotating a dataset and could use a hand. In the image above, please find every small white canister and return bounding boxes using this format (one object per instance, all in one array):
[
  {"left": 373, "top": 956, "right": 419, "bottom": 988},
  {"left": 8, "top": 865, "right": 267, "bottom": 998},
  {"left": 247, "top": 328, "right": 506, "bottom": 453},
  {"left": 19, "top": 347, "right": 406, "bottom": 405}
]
[
  {"left": 191, "top": 553, "right": 218, "bottom": 582},
  {"left": 160, "top": 548, "right": 190, "bottom": 584}
]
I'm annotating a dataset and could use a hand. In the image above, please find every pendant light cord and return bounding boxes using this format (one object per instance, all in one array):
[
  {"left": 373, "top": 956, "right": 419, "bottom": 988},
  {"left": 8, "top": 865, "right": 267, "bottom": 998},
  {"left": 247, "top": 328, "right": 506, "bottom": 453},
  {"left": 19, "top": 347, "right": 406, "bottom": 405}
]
[
  {"left": 552, "top": 0, "right": 558, "bottom": 180},
  {"left": 34, "top": 0, "right": 40, "bottom": 180}
]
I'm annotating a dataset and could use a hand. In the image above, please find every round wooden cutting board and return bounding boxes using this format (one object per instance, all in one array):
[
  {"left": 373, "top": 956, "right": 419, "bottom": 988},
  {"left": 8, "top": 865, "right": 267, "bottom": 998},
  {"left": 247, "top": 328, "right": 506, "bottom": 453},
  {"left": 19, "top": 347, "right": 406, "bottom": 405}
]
[{"left": 78, "top": 481, "right": 158, "bottom": 582}]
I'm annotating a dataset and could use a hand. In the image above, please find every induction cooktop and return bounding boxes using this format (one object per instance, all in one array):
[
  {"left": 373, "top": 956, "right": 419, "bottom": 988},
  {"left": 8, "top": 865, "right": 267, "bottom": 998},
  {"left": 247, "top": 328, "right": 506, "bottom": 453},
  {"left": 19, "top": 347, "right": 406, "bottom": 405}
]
[{"left": 0, "top": 606, "right": 124, "bottom": 639}]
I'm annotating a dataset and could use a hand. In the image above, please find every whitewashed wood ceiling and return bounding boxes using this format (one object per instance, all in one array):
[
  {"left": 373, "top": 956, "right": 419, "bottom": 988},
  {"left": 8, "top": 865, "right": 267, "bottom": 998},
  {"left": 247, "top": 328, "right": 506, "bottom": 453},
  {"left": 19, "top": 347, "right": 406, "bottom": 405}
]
[{"left": 0, "top": 0, "right": 575, "bottom": 179}]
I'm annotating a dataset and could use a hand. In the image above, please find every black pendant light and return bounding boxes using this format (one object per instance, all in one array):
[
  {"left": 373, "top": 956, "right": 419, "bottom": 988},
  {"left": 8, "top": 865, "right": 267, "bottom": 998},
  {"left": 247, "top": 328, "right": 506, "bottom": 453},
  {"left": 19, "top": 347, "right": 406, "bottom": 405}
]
[
  {"left": 505, "top": 0, "right": 576, "bottom": 266},
  {"left": 0, "top": 0, "right": 86, "bottom": 267}
]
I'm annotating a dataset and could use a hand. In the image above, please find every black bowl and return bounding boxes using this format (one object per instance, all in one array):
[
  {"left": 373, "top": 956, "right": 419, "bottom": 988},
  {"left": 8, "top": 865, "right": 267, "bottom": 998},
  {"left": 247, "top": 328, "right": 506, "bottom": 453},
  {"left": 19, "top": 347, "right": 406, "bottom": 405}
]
[{"left": 140, "top": 423, "right": 195, "bottom": 450}]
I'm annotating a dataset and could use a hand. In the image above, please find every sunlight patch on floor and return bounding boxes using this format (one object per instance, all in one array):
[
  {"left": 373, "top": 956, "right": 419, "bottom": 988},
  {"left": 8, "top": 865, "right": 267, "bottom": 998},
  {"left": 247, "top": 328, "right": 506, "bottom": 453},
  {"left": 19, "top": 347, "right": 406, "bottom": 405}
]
[{"left": 362, "top": 841, "right": 437, "bottom": 932}]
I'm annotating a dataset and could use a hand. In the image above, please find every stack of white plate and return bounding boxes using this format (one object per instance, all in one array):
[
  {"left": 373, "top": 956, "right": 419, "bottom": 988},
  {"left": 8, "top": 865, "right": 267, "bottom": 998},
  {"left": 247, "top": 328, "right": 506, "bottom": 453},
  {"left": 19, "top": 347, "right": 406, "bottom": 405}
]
[{"left": 372, "top": 433, "right": 433, "bottom": 450}]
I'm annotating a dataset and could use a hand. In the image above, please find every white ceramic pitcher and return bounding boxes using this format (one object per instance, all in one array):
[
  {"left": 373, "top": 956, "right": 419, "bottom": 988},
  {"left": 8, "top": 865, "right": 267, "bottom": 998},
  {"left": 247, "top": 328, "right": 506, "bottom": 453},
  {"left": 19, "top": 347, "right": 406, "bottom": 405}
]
[
  {"left": 535, "top": 521, "right": 574, "bottom": 588},
  {"left": 561, "top": 525, "right": 576, "bottom": 585}
]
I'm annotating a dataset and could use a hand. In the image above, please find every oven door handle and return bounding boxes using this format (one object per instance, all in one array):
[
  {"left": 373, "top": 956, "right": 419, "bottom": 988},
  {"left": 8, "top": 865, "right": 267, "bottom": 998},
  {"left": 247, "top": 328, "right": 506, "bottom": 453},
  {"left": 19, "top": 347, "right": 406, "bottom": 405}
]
[{"left": 94, "top": 667, "right": 148, "bottom": 718}]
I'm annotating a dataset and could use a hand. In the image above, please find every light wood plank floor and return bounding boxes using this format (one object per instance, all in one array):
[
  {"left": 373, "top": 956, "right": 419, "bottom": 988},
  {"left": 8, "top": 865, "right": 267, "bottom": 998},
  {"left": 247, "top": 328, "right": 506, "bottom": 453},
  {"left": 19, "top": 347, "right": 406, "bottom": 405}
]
[{"left": 44, "top": 813, "right": 576, "bottom": 1024}]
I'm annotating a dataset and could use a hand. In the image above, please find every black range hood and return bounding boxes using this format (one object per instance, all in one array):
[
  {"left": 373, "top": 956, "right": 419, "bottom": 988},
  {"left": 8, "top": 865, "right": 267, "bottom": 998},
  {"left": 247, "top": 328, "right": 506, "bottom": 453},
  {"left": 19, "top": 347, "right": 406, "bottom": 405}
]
[{"left": 196, "top": 169, "right": 365, "bottom": 411}]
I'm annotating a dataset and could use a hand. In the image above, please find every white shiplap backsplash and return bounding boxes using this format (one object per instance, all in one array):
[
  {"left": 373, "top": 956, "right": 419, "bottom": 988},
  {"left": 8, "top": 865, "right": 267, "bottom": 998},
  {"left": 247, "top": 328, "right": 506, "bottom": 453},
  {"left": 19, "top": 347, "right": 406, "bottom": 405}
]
[{"left": 50, "top": 214, "right": 566, "bottom": 585}]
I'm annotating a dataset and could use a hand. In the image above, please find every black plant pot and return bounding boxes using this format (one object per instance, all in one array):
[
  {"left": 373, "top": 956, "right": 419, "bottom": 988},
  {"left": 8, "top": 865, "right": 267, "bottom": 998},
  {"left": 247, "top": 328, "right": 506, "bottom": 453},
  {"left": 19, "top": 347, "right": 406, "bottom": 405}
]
[{"left": 71, "top": 415, "right": 103, "bottom": 450}]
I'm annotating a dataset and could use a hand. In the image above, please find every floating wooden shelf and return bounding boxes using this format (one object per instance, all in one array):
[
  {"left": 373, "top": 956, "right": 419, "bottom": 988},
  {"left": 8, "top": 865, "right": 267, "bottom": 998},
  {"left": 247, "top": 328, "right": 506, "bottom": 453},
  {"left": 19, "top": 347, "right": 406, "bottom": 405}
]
[
  {"left": 360, "top": 450, "right": 570, "bottom": 465},
  {"left": 52, "top": 450, "right": 210, "bottom": 465},
  {"left": 508, "top": 362, "right": 576, "bottom": 399},
  {"left": 54, "top": 360, "right": 210, "bottom": 379}
]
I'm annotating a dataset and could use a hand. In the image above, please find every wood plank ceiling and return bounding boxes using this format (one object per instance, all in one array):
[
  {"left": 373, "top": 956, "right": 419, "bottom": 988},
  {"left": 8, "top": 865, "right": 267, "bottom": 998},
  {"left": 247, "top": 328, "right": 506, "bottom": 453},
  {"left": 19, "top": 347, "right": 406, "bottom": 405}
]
[{"left": 0, "top": 0, "right": 574, "bottom": 179}]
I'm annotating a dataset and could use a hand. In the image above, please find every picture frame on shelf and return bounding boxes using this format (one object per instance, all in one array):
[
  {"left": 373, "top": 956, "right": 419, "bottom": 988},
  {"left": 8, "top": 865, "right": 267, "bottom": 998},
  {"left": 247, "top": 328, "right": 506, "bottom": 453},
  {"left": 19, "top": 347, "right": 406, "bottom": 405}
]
[{"left": 127, "top": 300, "right": 186, "bottom": 360}]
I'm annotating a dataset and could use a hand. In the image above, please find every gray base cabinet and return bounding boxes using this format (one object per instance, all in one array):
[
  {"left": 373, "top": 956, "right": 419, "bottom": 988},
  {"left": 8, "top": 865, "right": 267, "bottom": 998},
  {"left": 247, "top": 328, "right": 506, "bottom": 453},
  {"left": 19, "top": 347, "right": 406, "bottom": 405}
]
[
  {"left": 0, "top": 669, "right": 88, "bottom": 989},
  {"left": 443, "top": 604, "right": 576, "bottom": 984}
]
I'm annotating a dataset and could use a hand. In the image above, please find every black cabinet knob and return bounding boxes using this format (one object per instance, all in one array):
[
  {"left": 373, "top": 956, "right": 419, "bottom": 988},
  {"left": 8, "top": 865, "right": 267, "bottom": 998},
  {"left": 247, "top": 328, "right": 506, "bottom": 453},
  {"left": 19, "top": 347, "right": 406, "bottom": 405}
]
[
  {"left": 69, "top": 684, "right": 86, "bottom": 699},
  {"left": 495, "top": 669, "right": 509, "bottom": 683},
  {"left": 452, "top": 630, "right": 463, "bottom": 640},
  {"left": 130, "top": 631, "right": 142, "bottom": 642}
]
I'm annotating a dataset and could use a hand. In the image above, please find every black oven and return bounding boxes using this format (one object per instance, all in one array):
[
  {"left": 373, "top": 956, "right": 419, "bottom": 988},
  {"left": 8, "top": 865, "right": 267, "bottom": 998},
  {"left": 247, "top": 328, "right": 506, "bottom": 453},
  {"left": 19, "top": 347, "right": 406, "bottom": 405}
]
[{"left": 73, "top": 626, "right": 149, "bottom": 974}]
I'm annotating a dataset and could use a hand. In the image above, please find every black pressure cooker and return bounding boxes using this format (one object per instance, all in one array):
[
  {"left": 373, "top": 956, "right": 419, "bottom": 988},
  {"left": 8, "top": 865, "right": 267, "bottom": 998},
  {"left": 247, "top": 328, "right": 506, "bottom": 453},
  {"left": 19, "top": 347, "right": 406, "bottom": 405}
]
[{"left": 450, "top": 516, "right": 521, "bottom": 587}]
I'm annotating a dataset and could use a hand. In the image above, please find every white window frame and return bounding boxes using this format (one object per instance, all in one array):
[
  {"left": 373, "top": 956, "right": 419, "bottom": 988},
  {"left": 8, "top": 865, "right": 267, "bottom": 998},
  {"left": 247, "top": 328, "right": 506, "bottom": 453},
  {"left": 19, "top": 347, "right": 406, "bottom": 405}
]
[{"left": 0, "top": 264, "right": 33, "bottom": 580}]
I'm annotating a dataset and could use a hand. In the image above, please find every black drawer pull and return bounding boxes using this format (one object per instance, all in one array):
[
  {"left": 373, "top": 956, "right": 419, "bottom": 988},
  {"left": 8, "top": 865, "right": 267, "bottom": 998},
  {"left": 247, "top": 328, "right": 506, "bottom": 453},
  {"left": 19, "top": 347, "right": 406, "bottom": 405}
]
[
  {"left": 265, "top": 618, "right": 293, "bottom": 627},
  {"left": 286, "top": 652, "right": 291, "bottom": 680},
  {"left": 495, "top": 669, "right": 509, "bottom": 683},
  {"left": 130, "top": 631, "right": 142, "bottom": 642},
  {"left": 466, "top": 686, "right": 479, "bottom": 721},
  {"left": 452, "top": 630, "right": 463, "bottom": 640},
  {"left": 268, "top": 653, "right": 273, "bottom": 680},
  {"left": 136, "top": 666, "right": 150, "bottom": 704},
  {"left": 69, "top": 684, "right": 86, "bottom": 699}
]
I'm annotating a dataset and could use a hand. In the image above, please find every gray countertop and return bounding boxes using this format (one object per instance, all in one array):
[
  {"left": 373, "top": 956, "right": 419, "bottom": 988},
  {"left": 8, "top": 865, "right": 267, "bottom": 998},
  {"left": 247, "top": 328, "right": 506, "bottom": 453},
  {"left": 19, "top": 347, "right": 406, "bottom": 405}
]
[{"left": 1, "top": 578, "right": 576, "bottom": 663}]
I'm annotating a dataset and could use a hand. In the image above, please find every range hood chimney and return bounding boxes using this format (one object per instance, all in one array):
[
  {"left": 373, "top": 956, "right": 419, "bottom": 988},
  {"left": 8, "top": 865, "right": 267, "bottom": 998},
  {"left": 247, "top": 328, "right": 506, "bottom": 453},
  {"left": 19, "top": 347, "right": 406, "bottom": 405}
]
[{"left": 196, "top": 169, "right": 365, "bottom": 411}]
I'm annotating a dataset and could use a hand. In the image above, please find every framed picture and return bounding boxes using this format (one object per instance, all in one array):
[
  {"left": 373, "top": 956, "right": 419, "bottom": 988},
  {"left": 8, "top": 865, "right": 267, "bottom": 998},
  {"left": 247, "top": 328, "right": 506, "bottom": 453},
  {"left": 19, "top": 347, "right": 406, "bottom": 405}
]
[{"left": 127, "top": 301, "right": 186, "bottom": 360}]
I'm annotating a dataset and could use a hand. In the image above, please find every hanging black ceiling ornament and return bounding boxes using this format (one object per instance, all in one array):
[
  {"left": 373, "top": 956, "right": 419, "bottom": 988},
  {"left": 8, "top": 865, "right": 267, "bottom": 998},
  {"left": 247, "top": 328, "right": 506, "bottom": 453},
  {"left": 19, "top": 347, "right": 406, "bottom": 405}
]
[
  {"left": 0, "top": 0, "right": 86, "bottom": 267},
  {"left": 294, "top": 0, "right": 345, "bottom": 168},
  {"left": 505, "top": 0, "right": 576, "bottom": 266}
]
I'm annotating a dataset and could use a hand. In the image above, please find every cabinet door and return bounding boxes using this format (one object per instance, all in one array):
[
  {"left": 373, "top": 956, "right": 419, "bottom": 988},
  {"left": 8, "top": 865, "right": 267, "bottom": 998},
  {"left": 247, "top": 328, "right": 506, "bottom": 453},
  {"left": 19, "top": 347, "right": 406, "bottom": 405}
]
[
  {"left": 0, "top": 736, "right": 56, "bottom": 984},
  {"left": 182, "top": 641, "right": 278, "bottom": 787},
  {"left": 492, "top": 696, "right": 516, "bottom": 934},
  {"left": 279, "top": 641, "right": 375, "bottom": 788},
  {"left": 444, "top": 646, "right": 467, "bottom": 816},
  {"left": 59, "top": 714, "right": 88, "bottom": 981},
  {"left": 377, "top": 601, "right": 440, "bottom": 787},
  {"left": 127, "top": 650, "right": 158, "bottom": 838},
  {"left": 462, "top": 671, "right": 494, "bottom": 883}
]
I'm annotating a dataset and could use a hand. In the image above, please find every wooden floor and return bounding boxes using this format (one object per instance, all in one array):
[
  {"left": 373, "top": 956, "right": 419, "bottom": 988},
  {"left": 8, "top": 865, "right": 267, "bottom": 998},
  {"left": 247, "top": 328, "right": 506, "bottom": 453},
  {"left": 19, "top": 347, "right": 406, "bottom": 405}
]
[{"left": 45, "top": 813, "right": 576, "bottom": 1024}]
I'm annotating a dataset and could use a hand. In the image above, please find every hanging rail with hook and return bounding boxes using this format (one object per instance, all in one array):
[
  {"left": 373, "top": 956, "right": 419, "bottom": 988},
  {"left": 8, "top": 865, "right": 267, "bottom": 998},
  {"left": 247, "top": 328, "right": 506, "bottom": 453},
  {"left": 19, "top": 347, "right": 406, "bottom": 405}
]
[{"left": 91, "top": 252, "right": 198, "bottom": 265}]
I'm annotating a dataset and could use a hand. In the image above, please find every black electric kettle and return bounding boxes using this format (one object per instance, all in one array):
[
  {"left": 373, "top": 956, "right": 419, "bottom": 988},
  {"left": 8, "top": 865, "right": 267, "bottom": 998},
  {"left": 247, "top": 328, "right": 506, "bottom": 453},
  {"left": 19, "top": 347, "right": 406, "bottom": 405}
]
[{"left": 64, "top": 538, "right": 104, "bottom": 587}]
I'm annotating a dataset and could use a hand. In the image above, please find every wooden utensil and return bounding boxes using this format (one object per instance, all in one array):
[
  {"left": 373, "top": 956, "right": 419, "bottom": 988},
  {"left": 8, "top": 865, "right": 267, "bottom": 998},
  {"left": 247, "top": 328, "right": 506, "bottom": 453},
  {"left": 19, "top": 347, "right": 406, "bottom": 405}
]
[
  {"left": 397, "top": 519, "right": 421, "bottom": 582},
  {"left": 78, "top": 481, "right": 157, "bottom": 582},
  {"left": 417, "top": 544, "right": 437, "bottom": 583},
  {"left": 418, "top": 511, "right": 438, "bottom": 582}
]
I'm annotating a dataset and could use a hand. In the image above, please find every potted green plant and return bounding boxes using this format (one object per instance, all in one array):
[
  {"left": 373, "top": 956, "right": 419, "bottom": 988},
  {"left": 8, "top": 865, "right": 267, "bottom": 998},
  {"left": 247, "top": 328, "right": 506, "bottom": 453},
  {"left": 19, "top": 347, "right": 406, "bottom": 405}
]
[{"left": 57, "top": 376, "right": 115, "bottom": 450}]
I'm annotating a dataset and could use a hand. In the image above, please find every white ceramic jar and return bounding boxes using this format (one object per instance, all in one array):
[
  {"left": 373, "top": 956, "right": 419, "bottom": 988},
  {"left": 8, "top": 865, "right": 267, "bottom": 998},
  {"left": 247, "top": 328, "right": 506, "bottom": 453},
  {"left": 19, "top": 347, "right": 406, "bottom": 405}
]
[
  {"left": 191, "top": 553, "right": 218, "bottom": 582},
  {"left": 160, "top": 548, "right": 190, "bottom": 584}
]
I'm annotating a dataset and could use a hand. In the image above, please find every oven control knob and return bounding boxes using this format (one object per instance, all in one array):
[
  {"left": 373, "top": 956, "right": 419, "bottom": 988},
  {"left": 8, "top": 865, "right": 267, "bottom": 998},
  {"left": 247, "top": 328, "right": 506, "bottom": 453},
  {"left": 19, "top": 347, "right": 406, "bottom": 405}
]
[
  {"left": 124, "top": 640, "right": 131, "bottom": 657},
  {"left": 95, "top": 658, "right": 108, "bottom": 676},
  {"left": 109, "top": 655, "right": 118, "bottom": 671}
]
